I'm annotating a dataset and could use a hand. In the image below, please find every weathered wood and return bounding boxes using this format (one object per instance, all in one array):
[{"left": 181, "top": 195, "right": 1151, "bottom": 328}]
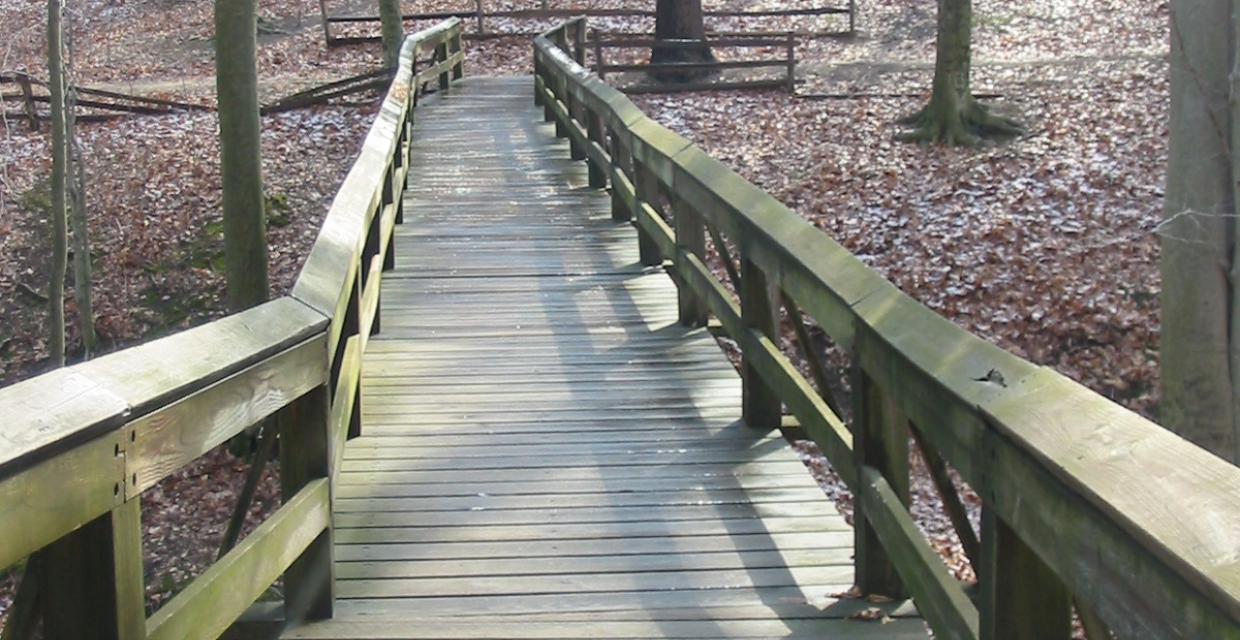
[
  {"left": 673, "top": 193, "right": 708, "bottom": 327},
  {"left": 145, "top": 480, "right": 330, "bottom": 640},
  {"left": 41, "top": 499, "right": 145, "bottom": 640},
  {"left": 279, "top": 386, "right": 335, "bottom": 624},
  {"left": 125, "top": 335, "right": 327, "bottom": 496},
  {"left": 857, "top": 466, "right": 979, "bottom": 640},
  {"left": 740, "top": 258, "right": 781, "bottom": 430},
  {"left": 977, "top": 506, "right": 1071, "bottom": 640},
  {"left": 852, "top": 369, "right": 909, "bottom": 598}
]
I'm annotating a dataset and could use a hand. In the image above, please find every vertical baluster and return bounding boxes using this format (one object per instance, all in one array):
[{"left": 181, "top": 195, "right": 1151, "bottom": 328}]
[
  {"left": 740, "top": 258, "right": 781, "bottom": 428},
  {"left": 673, "top": 195, "right": 707, "bottom": 327},
  {"left": 567, "top": 90, "right": 585, "bottom": 161},
  {"left": 586, "top": 107, "right": 608, "bottom": 188},
  {"left": 573, "top": 19, "right": 587, "bottom": 66},
  {"left": 632, "top": 162, "right": 664, "bottom": 267},
  {"left": 41, "top": 494, "right": 145, "bottom": 640},
  {"left": 436, "top": 40, "right": 450, "bottom": 91},
  {"left": 279, "top": 386, "right": 334, "bottom": 624},
  {"left": 534, "top": 51, "right": 545, "bottom": 107},
  {"left": 978, "top": 507, "right": 1071, "bottom": 640},
  {"left": 610, "top": 129, "right": 633, "bottom": 223},
  {"left": 450, "top": 29, "right": 464, "bottom": 80},
  {"left": 851, "top": 366, "right": 909, "bottom": 597}
]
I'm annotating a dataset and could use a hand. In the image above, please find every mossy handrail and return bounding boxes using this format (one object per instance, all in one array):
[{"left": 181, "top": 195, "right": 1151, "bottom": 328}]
[
  {"left": 0, "top": 19, "right": 463, "bottom": 640},
  {"left": 536, "top": 17, "right": 1240, "bottom": 640}
]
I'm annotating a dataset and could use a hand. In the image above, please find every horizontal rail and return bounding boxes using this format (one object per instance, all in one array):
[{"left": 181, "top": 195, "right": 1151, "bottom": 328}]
[
  {"left": 0, "top": 18, "right": 465, "bottom": 640},
  {"left": 535, "top": 17, "right": 1240, "bottom": 640}
]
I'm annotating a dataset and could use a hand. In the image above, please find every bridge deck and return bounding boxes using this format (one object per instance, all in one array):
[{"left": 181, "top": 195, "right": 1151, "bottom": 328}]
[{"left": 284, "top": 77, "right": 927, "bottom": 639}]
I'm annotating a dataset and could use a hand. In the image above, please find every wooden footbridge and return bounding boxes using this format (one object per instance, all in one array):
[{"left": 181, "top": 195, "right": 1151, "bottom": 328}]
[{"left": 4, "top": 18, "right": 1240, "bottom": 640}]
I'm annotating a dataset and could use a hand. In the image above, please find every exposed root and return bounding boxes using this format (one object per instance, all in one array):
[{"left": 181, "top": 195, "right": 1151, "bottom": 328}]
[{"left": 898, "top": 100, "right": 1024, "bottom": 147}]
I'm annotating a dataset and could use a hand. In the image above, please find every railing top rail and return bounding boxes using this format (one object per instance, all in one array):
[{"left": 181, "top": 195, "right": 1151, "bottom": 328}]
[{"left": 534, "top": 20, "right": 1240, "bottom": 638}]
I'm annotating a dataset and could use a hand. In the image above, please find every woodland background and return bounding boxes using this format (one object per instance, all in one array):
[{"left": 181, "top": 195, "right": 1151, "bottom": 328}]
[{"left": 0, "top": 0, "right": 1167, "bottom": 624}]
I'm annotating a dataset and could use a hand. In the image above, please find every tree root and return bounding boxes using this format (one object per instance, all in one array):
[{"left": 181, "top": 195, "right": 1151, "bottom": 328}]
[{"left": 898, "top": 100, "right": 1024, "bottom": 146}]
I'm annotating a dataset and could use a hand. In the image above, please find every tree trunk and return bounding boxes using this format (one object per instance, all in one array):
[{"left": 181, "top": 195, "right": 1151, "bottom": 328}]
[
  {"left": 47, "top": 0, "right": 68, "bottom": 368},
  {"left": 1160, "top": 0, "right": 1238, "bottom": 463},
  {"left": 65, "top": 10, "right": 95, "bottom": 358},
  {"left": 651, "top": 0, "right": 714, "bottom": 80},
  {"left": 899, "top": 0, "right": 1021, "bottom": 145},
  {"left": 378, "top": 0, "right": 403, "bottom": 67},
  {"left": 215, "top": 0, "right": 269, "bottom": 312}
]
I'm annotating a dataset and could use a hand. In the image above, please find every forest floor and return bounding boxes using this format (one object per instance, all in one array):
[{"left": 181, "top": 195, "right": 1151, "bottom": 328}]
[{"left": 0, "top": 0, "right": 1167, "bottom": 630}]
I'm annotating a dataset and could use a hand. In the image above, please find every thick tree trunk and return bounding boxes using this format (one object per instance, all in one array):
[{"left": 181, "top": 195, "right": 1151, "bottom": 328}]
[
  {"left": 378, "top": 0, "right": 403, "bottom": 67},
  {"left": 215, "top": 0, "right": 269, "bottom": 312},
  {"left": 47, "top": 0, "right": 68, "bottom": 368},
  {"left": 899, "top": 0, "right": 1021, "bottom": 145},
  {"left": 1161, "top": 0, "right": 1238, "bottom": 462},
  {"left": 651, "top": 0, "right": 714, "bottom": 80}
]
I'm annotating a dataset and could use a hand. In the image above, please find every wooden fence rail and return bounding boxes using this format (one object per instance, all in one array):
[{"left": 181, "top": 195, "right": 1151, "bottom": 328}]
[
  {"left": 0, "top": 18, "right": 464, "bottom": 640},
  {"left": 321, "top": 1, "right": 854, "bottom": 45},
  {"left": 535, "top": 16, "right": 1240, "bottom": 640}
]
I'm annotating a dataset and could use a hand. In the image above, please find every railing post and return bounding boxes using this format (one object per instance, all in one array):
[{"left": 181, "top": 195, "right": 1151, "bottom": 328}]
[
  {"left": 593, "top": 29, "right": 606, "bottom": 79},
  {"left": 474, "top": 0, "right": 484, "bottom": 36},
  {"left": 450, "top": 29, "right": 464, "bottom": 80},
  {"left": 573, "top": 19, "right": 587, "bottom": 66},
  {"left": 785, "top": 32, "right": 796, "bottom": 94},
  {"left": 978, "top": 507, "right": 1071, "bottom": 640},
  {"left": 41, "top": 495, "right": 145, "bottom": 640},
  {"left": 673, "top": 195, "right": 707, "bottom": 327},
  {"left": 586, "top": 108, "right": 608, "bottom": 188},
  {"left": 533, "top": 51, "right": 545, "bottom": 107},
  {"left": 740, "top": 258, "right": 781, "bottom": 428},
  {"left": 610, "top": 130, "right": 632, "bottom": 222},
  {"left": 554, "top": 74, "right": 569, "bottom": 139},
  {"left": 632, "top": 162, "right": 665, "bottom": 267},
  {"left": 851, "top": 367, "right": 909, "bottom": 598},
  {"left": 567, "top": 94, "right": 585, "bottom": 161},
  {"left": 279, "top": 385, "right": 334, "bottom": 623},
  {"left": 436, "top": 40, "right": 450, "bottom": 91}
]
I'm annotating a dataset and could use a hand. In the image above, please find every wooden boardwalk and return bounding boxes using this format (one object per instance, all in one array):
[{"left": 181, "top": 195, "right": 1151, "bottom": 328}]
[{"left": 285, "top": 77, "right": 927, "bottom": 639}]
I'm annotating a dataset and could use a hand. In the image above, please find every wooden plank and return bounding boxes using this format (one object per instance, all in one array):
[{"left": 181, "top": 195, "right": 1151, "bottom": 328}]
[
  {"left": 125, "top": 335, "right": 327, "bottom": 496},
  {"left": 145, "top": 480, "right": 330, "bottom": 640}
]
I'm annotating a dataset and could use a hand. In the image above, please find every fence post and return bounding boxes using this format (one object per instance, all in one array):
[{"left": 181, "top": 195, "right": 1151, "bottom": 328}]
[
  {"left": 673, "top": 196, "right": 708, "bottom": 327},
  {"left": 632, "top": 162, "right": 664, "bottom": 267},
  {"left": 41, "top": 496, "right": 146, "bottom": 640},
  {"left": 534, "top": 51, "right": 545, "bottom": 107},
  {"left": 851, "top": 366, "right": 909, "bottom": 598},
  {"left": 611, "top": 131, "right": 632, "bottom": 222},
  {"left": 978, "top": 507, "right": 1071, "bottom": 640},
  {"left": 573, "top": 20, "right": 587, "bottom": 66},
  {"left": 740, "top": 258, "right": 781, "bottom": 428},
  {"left": 785, "top": 32, "right": 796, "bottom": 94},
  {"left": 436, "top": 40, "right": 450, "bottom": 90},
  {"left": 474, "top": 0, "right": 485, "bottom": 36},
  {"left": 279, "top": 386, "right": 334, "bottom": 623},
  {"left": 586, "top": 108, "right": 608, "bottom": 188},
  {"left": 593, "top": 29, "right": 606, "bottom": 79},
  {"left": 450, "top": 29, "right": 464, "bottom": 80}
]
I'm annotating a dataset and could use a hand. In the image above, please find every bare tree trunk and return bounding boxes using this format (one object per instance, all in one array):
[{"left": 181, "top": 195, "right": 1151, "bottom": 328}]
[
  {"left": 215, "top": 0, "right": 269, "bottom": 312},
  {"left": 65, "top": 7, "right": 95, "bottom": 358},
  {"left": 1161, "top": 0, "right": 1238, "bottom": 462},
  {"left": 378, "top": 0, "right": 403, "bottom": 67},
  {"left": 47, "top": 0, "right": 68, "bottom": 368},
  {"left": 898, "top": 0, "right": 1021, "bottom": 145},
  {"left": 651, "top": 0, "right": 714, "bottom": 80}
]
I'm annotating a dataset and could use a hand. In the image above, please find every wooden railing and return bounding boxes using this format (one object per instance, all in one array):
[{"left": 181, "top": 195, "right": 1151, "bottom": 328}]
[
  {"left": 0, "top": 19, "right": 463, "bottom": 640},
  {"left": 536, "top": 17, "right": 1240, "bottom": 640},
  {"left": 590, "top": 31, "right": 797, "bottom": 94}
]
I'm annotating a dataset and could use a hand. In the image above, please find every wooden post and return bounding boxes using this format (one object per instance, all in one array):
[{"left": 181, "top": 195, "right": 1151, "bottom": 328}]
[
  {"left": 555, "top": 74, "right": 569, "bottom": 139},
  {"left": 474, "top": 0, "right": 484, "bottom": 36},
  {"left": 740, "top": 258, "right": 781, "bottom": 429},
  {"left": 848, "top": 0, "right": 857, "bottom": 34},
  {"left": 567, "top": 94, "right": 585, "bottom": 161},
  {"left": 573, "top": 20, "right": 587, "bottom": 66},
  {"left": 279, "top": 386, "right": 334, "bottom": 623},
  {"left": 632, "top": 163, "right": 664, "bottom": 267},
  {"left": 851, "top": 367, "right": 909, "bottom": 598},
  {"left": 534, "top": 52, "right": 545, "bottom": 107},
  {"left": 611, "top": 132, "right": 632, "bottom": 222},
  {"left": 318, "top": 0, "right": 333, "bottom": 45},
  {"left": 18, "top": 74, "right": 38, "bottom": 131},
  {"left": 436, "top": 41, "right": 450, "bottom": 91},
  {"left": 978, "top": 507, "right": 1071, "bottom": 640},
  {"left": 42, "top": 497, "right": 145, "bottom": 640},
  {"left": 673, "top": 196, "right": 708, "bottom": 327},
  {"left": 593, "top": 29, "right": 606, "bottom": 79},
  {"left": 450, "top": 30, "right": 464, "bottom": 80},
  {"left": 785, "top": 32, "right": 796, "bottom": 94},
  {"left": 586, "top": 109, "right": 608, "bottom": 188}
]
